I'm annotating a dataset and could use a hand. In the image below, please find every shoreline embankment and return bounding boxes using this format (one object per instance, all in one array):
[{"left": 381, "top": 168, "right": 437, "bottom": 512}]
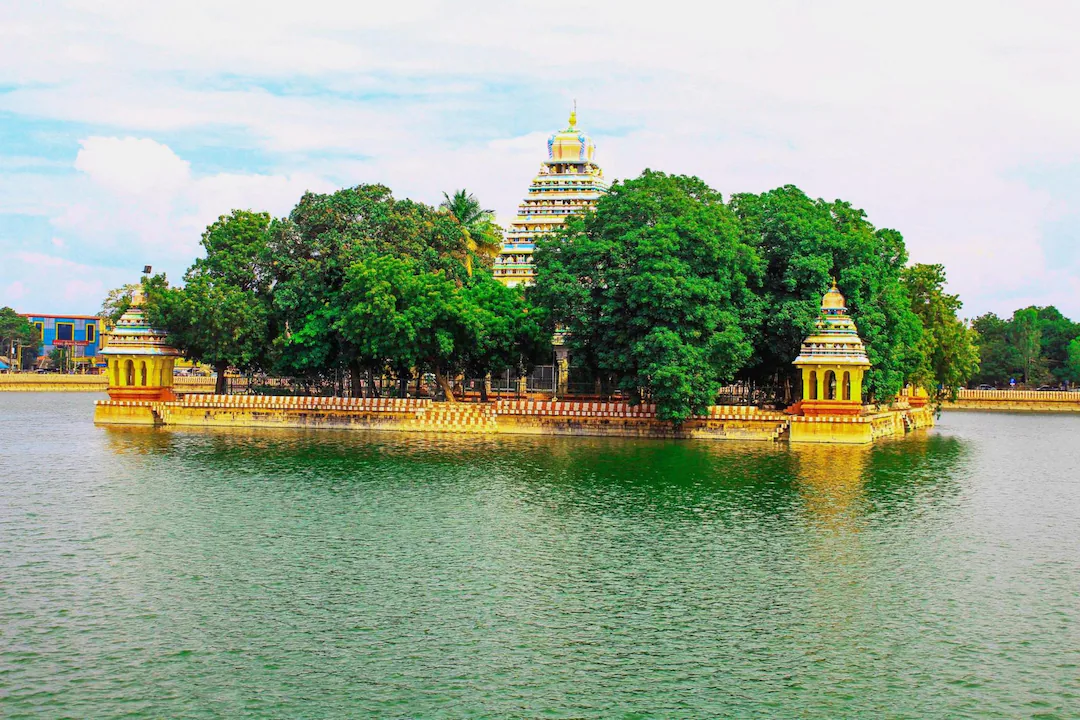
[
  {"left": 943, "top": 389, "right": 1080, "bottom": 413},
  {"left": 94, "top": 395, "right": 934, "bottom": 445},
  {"left": 0, "top": 374, "right": 215, "bottom": 393}
]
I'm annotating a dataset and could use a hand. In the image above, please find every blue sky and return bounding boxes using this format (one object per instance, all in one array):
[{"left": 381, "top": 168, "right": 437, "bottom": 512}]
[{"left": 2, "top": 0, "right": 1079, "bottom": 318}]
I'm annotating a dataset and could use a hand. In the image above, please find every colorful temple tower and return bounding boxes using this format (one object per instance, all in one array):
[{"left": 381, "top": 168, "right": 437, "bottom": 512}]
[
  {"left": 792, "top": 282, "right": 871, "bottom": 417},
  {"left": 100, "top": 287, "right": 180, "bottom": 402},
  {"left": 493, "top": 110, "right": 609, "bottom": 287}
]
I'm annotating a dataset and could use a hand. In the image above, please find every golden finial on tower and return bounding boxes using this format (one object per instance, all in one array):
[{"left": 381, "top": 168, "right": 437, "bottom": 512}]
[{"left": 568, "top": 100, "right": 577, "bottom": 129}]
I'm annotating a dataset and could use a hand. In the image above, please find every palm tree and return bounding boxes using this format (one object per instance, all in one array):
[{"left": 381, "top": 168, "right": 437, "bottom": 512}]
[{"left": 440, "top": 190, "right": 504, "bottom": 276}]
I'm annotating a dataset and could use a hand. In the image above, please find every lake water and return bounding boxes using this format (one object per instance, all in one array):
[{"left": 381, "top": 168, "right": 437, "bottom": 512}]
[{"left": 1, "top": 393, "right": 1078, "bottom": 718}]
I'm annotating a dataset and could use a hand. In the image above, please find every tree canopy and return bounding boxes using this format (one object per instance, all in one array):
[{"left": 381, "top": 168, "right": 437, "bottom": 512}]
[
  {"left": 0, "top": 307, "right": 40, "bottom": 368},
  {"left": 901, "top": 263, "right": 980, "bottom": 401},
  {"left": 531, "top": 170, "right": 761, "bottom": 423},
  {"left": 439, "top": 189, "right": 504, "bottom": 275},
  {"left": 138, "top": 174, "right": 983, "bottom": 413},
  {"left": 147, "top": 186, "right": 547, "bottom": 397},
  {"left": 972, "top": 306, "right": 1080, "bottom": 386},
  {"left": 730, "top": 185, "right": 923, "bottom": 402},
  {"left": 147, "top": 210, "right": 274, "bottom": 393}
]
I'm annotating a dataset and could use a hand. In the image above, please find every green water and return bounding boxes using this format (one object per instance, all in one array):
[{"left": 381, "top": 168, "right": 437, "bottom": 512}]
[{"left": 1, "top": 394, "right": 1078, "bottom": 718}]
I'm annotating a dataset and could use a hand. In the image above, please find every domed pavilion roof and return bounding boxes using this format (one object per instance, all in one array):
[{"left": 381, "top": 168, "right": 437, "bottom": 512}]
[
  {"left": 100, "top": 288, "right": 180, "bottom": 358},
  {"left": 793, "top": 281, "right": 871, "bottom": 368}
]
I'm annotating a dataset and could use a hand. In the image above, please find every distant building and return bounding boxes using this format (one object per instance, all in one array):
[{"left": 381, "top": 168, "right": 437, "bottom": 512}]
[
  {"left": 20, "top": 313, "right": 104, "bottom": 367},
  {"left": 493, "top": 109, "right": 609, "bottom": 287}
]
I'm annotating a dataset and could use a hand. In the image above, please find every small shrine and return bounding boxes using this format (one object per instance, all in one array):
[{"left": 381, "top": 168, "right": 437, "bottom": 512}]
[
  {"left": 100, "top": 286, "right": 180, "bottom": 401},
  {"left": 792, "top": 282, "right": 871, "bottom": 417}
]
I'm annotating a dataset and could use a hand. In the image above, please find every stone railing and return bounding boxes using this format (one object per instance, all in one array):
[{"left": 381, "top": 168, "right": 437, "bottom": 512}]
[
  {"left": 179, "top": 394, "right": 432, "bottom": 411},
  {"left": 0, "top": 373, "right": 107, "bottom": 391},
  {"left": 955, "top": 388, "right": 1077, "bottom": 402},
  {"left": 944, "top": 388, "right": 1080, "bottom": 412}
]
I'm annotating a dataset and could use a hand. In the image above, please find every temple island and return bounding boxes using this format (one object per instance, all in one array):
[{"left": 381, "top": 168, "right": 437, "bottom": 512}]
[{"left": 94, "top": 282, "right": 934, "bottom": 444}]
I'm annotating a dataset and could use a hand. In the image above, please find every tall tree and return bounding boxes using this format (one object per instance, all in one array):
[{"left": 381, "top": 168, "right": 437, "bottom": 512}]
[
  {"left": 147, "top": 210, "right": 274, "bottom": 394},
  {"left": 1009, "top": 307, "right": 1045, "bottom": 386},
  {"left": 0, "top": 307, "right": 40, "bottom": 368},
  {"left": 440, "top": 189, "right": 504, "bottom": 275},
  {"left": 99, "top": 283, "right": 140, "bottom": 328},
  {"left": 971, "top": 313, "right": 1015, "bottom": 386},
  {"left": 532, "top": 170, "right": 761, "bottom": 424},
  {"left": 268, "top": 185, "right": 471, "bottom": 396},
  {"left": 1064, "top": 336, "right": 1080, "bottom": 385},
  {"left": 901, "top": 263, "right": 980, "bottom": 402},
  {"left": 459, "top": 276, "right": 550, "bottom": 401},
  {"left": 730, "top": 185, "right": 923, "bottom": 402}
]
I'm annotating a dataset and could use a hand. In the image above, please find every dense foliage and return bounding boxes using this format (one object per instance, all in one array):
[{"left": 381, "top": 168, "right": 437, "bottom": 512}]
[
  {"left": 972, "top": 306, "right": 1080, "bottom": 386},
  {"left": 145, "top": 186, "right": 547, "bottom": 398},
  {"left": 120, "top": 170, "right": 985, "bottom": 419},
  {"left": 531, "top": 171, "right": 761, "bottom": 423},
  {"left": 730, "top": 185, "right": 924, "bottom": 402},
  {"left": 901, "top": 263, "right": 980, "bottom": 402},
  {"left": 0, "top": 307, "right": 40, "bottom": 368}
]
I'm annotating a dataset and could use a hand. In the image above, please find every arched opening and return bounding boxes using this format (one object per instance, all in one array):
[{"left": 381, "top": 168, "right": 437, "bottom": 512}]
[
  {"left": 825, "top": 370, "right": 837, "bottom": 400},
  {"left": 140, "top": 361, "right": 147, "bottom": 387},
  {"left": 112, "top": 359, "right": 120, "bottom": 387},
  {"left": 809, "top": 371, "right": 818, "bottom": 400},
  {"left": 843, "top": 372, "right": 852, "bottom": 401},
  {"left": 159, "top": 365, "right": 166, "bottom": 386},
  {"left": 124, "top": 359, "right": 134, "bottom": 386}
]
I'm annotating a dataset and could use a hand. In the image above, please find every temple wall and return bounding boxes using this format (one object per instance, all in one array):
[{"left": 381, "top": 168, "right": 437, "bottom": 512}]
[{"left": 94, "top": 395, "right": 932, "bottom": 444}]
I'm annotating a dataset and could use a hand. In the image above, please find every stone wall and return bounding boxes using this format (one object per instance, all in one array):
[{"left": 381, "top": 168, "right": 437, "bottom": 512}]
[
  {"left": 95, "top": 395, "right": 932, "bottom": 444},
  {"left": 0, "top": 374, "right": 217, "bottom": 393},
  {"left": 0, "top": 374, "right": 107, "bottom": 392},
  {"left": 945, "top": 389, "right": 1080, "bottom": 413}
]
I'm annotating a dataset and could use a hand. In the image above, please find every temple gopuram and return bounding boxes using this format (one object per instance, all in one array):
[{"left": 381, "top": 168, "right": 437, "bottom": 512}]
[{"left": 493, "top": 110, "right": 609, "bottom": 287}]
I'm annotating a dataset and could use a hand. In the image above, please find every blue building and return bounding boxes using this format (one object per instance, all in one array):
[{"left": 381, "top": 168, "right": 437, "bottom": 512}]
[{"left": 21, "top": 314, "right": 104, "bottom": 368}]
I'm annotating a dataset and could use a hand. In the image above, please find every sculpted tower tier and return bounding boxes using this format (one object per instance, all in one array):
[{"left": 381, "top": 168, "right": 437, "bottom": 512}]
[{"left": 493, "top": 110, "right": 609, "bottom": 287}]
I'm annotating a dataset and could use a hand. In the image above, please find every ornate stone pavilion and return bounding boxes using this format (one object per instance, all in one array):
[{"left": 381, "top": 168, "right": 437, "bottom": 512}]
[
  {"left": 493, "top": 110, "right": 609, "bottom": 287},
  {"left": 100, "top": 287, "right": 180, "bottom": 402},
  {"left": 792, "top": 282, "right": 872, "bottom": 417}
]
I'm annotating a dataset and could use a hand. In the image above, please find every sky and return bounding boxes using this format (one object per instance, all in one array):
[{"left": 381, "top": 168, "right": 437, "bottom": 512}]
[{"left": 2, "top": 0, "right": 1079, "bottom": 319}]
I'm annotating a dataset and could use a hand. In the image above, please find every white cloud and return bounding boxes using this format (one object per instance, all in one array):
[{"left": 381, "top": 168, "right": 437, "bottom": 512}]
[
  {"left": 75, "top": 137, "right": 191, "bottom": 196},
  {"left": 0, "top": 0, "right": 1079, "bottom": 316}
]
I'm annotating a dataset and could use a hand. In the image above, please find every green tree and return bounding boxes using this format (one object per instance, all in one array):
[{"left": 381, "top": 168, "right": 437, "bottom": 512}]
[
  {"left": 0, "top": 307, "right": 41, "bottom": 368},
  {"left": 1009, "top": 307, "right": 1046, "bottom": 386},
  {"left": 901, "top": 263, "right": 980, "bottom": 402},
  {"left": 459, "top": 276, "right": 550, "bottom": 401},
  {"left": 48, "top": 346, "right": 72, "bottom": 372},
  {"left": 440, "top": 189, "right": 504, "bottom": 275},
  {"left": 971, "top": 313, "right": 1014, "bottom": 386},
  {"left": 1033, "top": 306, "right": 1079, "bottom": 383},
  {"left": 99, "top": 283, "right": 140, "bottom": 328},
  {"left": 531, "top": 170, "right": 760, "bottom": 424},
  {"left": 730, "top": 185, "right": 923, "bottom": 403},
  {"left": 268, "top": 185, "right": 471, "bottom": 396},
  {"left": 334, "top": 254, "right": 461, "bottom": 398},
  {"left": 147, "top": 210, "right": 274, "bottom": 394},
  {"left": 1064, "top": 336, "right": 1080, "bottom": 385}
]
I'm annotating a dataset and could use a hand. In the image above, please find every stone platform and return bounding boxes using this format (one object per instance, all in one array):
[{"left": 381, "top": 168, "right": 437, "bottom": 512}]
[{"left": 94, "top": 395, "right": 934, "bottom": 444}]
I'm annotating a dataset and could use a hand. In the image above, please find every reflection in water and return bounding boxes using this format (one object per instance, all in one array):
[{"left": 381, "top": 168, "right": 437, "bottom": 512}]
[
  {"left": 7, "top": 396, "right": 1077, "bottom": 718},
  {"left": 792, "top": 443, "right": 872, "bottom": 533}
]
